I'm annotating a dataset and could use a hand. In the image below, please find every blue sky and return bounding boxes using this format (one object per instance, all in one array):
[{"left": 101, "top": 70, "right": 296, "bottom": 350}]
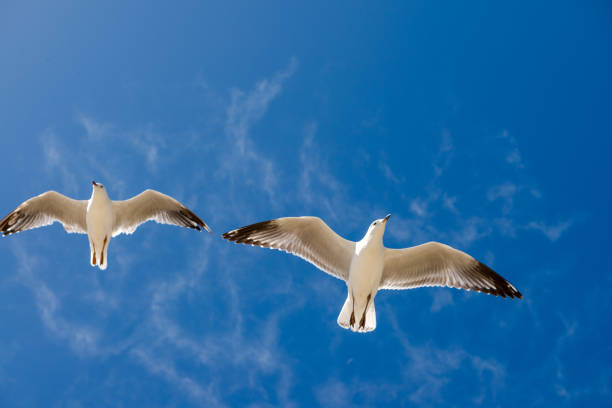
[{"left": 1, "top": 1, "right": 610, "bottom": 406}]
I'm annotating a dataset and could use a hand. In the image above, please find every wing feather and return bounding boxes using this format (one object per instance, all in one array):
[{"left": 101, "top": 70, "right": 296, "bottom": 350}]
[
  {"left": 112, "top": 189, "right": 210, "bottom": 236},
  {"left": 380, "top": 242, "right": 522, "bottom": 298},
  {"left": 0, "top": 191, "right": 87, "bottom": 236},
  {"left": 222, "top": 217, "right": 355, "bottom": 281}
]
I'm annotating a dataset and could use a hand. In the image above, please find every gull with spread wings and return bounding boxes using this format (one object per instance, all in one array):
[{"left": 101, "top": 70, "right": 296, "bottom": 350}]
[
  {"left": 223, "top": 215, "right": 521, "bottom": 333},
  {"left": 0, "top": 181, "right": 210, "bottom": 269}
]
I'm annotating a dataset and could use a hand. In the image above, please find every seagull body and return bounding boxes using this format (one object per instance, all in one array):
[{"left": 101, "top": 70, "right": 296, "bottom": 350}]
[
  {"left": 223, "top": 215, "right": 522, "bottom": 333},
  {"left": 86, "top": 183, "right": 115, "bottom": 268},
  {"left": 1, "top": 181, "right": 210, "bottom": 269},
  {"left": 343, "top": 223, "right": 385, "bottom": 331}
]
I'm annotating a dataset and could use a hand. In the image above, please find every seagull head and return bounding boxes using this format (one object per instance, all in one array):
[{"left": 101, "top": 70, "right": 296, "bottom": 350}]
[
  {"left": 367, "top": 214, "right": 391, "bottom": 238},
  {"left": 92, "top": 181, "right": 105, "bottom": 191}
]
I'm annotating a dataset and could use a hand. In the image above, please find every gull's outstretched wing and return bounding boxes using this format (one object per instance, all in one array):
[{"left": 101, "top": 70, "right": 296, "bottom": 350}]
[
  {"left": 112, "top": 189, "right": 210, "bottom": 236},
  {"left": 380, "top": 242, "right": 522, "bottom": 298},
  {"left": 222, "top": 217, "right": 356, "bottom": 281},
  {"left": 0, "top": 191, "right": 87, "bottom": 236}
]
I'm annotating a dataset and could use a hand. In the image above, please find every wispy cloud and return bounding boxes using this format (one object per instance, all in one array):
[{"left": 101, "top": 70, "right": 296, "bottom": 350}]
[
  {"left": 483, "top": 131, "right": 575, "bottom": 243},
  {"left": 379, "top": 159, "right": 403, "bottom": 185},
  {"left": 388, "top": 311, "right": 506, "bottom": 405},
  {"left": 9, "top": 234, "right": 299, "bottom": 406},
  {"left": 78, "top": 116, "right": 167, "bottom": 175},
  {"left": 40, "top": 129, "right": 79, "bottom": 194},
  {"left": 79, "top": 115, "right": 113, "bottom": 141},
  {"left": 430, "top": 290, "right": 454, "bottom": 312},
  {"left": 128, "top": 125, "right": 166, "bottom": 173},
  {"left": 409, "top": 198, "right": 429, "bottom": 217},
  {"left": 315, "top": 379, "right": 352, "bottom": 408},
  {"left": 527, "top": 220, "right": 573, "bottom": 242},
  {"left": 219, "top": 58, "right": 298, "bottom": 203},
  {"left": 386, "top": 131, "right": 493, "bottom": 249},
  {"left": 226, "top": 58, "right": 298, "bottom": 153},
  {"left": 386, "top": 214, "right": 438, "bottom": 245},
  {"left": 10, "top": 242, "right": 101, "bottom": 356},
  {"left": 442, "top": 193, "right": 458, "bottom": 214},
  {"left": 499, "top": 129, "right": 524, "bottom": 169},
  {"left": 487, "top": 182, "right": 518, "bottom": 215},
  {"left": 116, "top": 223, "right": 302, "bottom": 406},
  {"left": 314, "top": 310, "right": 508, "bottom": 407},
  {"left": 299, "top": 123, "right": 352, "bottom": 220},
  {"left": 131, "top": 348, "right": 223, "bottom": 406}
]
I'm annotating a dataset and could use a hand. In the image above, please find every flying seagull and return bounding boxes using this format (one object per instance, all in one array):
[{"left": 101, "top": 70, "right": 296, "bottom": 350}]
[
  {"left": 0, "top": 181, "right": 210, "bottom": 269},
  {"left": 223, "top": 215, "right": 521, "bottom": 333}
]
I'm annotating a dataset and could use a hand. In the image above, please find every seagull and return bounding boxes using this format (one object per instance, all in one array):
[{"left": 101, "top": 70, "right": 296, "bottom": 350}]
[
  {"left": 0, "top": 181, "right": 211, "bottom": 269},
  {"left": 223, "top": 215, "right": 522, "bottom": 333}
]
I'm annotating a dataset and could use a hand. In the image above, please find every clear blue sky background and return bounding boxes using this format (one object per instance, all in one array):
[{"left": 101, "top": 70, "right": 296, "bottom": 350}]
[{"left": 1, "top": 1, "right": 610, "bottom": 406}]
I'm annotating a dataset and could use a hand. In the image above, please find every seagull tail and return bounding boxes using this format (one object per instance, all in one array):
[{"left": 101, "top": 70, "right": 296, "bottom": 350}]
[
  {"left": 99, "top": 236, "right": 109, "bottom": 270},
  {"left": 89, "top": 237, "right": 109, "bottom": 270},
  {"left": 98, "top": 258, "right": 108, "bottom": 270},
  {"left": 89, "top": 240, "right": 97, "bottom": 267},
  {"left": 337, "top": 294, "right": 354, "bottom": 330},
  {"left": 337, "top": 294, "right": 377, "bottom": 333},
  {"left": 358, "top": 300, "right": 376, "bottom": 333}
]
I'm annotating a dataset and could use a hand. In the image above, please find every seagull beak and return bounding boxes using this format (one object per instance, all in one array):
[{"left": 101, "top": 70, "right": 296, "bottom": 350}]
[
  {"left": 92, "top": 180, "right": 97, "bottom": 186},
  {"left": 384, "top": 214, "right": 391, "bottom": 223}
]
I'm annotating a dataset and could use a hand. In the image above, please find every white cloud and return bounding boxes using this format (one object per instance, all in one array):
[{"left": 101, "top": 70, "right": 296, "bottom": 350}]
[
  {"left": 487, "top": 182, "right": 518, "bottom": 215},
  {"left": 389, "top": 128, "right": 573, "bottom": 252},
  {"left": 128, "top": 237, "right": 300, "bottom": 406},
  {"left": 430, "top": 290, "right": 454, "bottom": 312},
  {"left": 433, "top": 129, "right": 453, "bottom": 177},
  {"left": 388, "top": 311, "right": 506, "bottom": 405},
  {"left": 40, "top": 129, "right": 79, "bottom": 194},
  {"left": 9, "top": 233, "right": 299, "bottom": 405},
  {"left": 527, "top": 220, "right": 573, "bottom": 242},
  {"left": 78, "top": 116, "right": 166, "bottom": 175},
  {"left": 506, "top": 147, "right": 523, "bottom": 168},
  {"left": 10, "top": 242, "right": 101, "bottom": 356},
  {"left": 78, "top": 115, "right": 111, "bottom": 140},
  {"left": 442, "top": 193, "right": 458, "bottom": 214},
  {"left": 128, "top": 125, "right": 166, "bottom": 173},
  {"left": 211, "top": 58, "right": 299, "bottom": 204},
  {"left": 131, "top": 348, "right": 223, "bottom": 406},
  {"left": 313, "top": 310, "right": 508, "bottom": 407},
  {"left": 494, "top": 217, "right": 517, "bottom": 238},
  {"left": 314, "top": 379, "right": 351, "bottom": 408},
  {"left": 386, "top": 214, "right": 438, "bottom": 246},
  {"left": 450, "top": 217, "right": 491, "bottom": 248},
  {"left": 298, "top": 123, "right": 366, "bottom": 228},
  {"left": 499, "top": 129, "right": 524, "bottom": 169},
  {"left": 409, "top": 198, "right": 428, "bottom": 217},
  {"left": 379, "top": 161, "right": 402, "bottom": 184},
  {"left": 226, "top": 57, "right": 298, "bottom": 153}
]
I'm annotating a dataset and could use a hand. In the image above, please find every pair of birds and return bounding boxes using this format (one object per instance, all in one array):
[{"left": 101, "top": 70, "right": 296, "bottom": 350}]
[{"left": 0, "top": 181, "right": 522, "bottom": 333}]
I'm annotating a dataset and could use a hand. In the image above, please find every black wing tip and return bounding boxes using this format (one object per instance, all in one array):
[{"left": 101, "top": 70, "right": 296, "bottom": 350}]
[
  {"left": 475, "top": 262, "right": 523, "bottom": 300},
  {"left": 222, "top": 220, "right": 277, "bottom": 244},
  {"left": 195, "top": 224, "right": 213, "bottom": 233},
  {"left": 179, "top": 207, "right": 211, "bottom": 233},
  {"left": 0, "top": 210, "right": 20, "bottom": 236},
  {"left": 0, "top": 224, "right": 18, "bottom": 236}
]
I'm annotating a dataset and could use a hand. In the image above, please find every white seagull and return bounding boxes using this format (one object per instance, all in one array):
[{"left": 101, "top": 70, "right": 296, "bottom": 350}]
[
  {"left": 0, "top": 181, "right": 211, "bottom": 269},
  {"left": 223, "top": 215, "right": 522, "bottom": 333}
]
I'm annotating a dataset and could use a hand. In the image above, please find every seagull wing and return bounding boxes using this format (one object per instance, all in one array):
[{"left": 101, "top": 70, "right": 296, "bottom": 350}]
[
  {"left": 0, "top": 191, "right": 87, "bottom": 236},
  {"left": 112, "top": 189, "right": 210, "bottom": 236},
  {"left": 222, "top": 217, "right": 356, "bottom": 281},
  {"left": 380, "top": 242, "right": 522, "bottom": 298}
]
